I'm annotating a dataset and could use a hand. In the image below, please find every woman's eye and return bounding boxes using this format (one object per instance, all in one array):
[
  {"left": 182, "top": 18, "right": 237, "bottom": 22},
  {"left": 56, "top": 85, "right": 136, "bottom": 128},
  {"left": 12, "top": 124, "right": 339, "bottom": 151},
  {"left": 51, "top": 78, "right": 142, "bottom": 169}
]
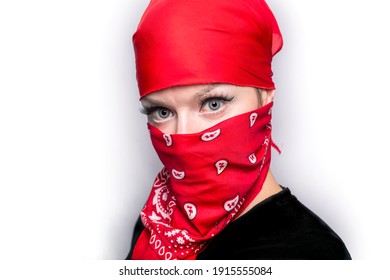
[
  {"left": 206, "top": 100, "right": 222, "bottom": 111},
  {"left": 200, "top": 96, "right": 234, "bottom": 113},
  {"left": 151, "top": 108, "right": 173, "bottom": 121}
]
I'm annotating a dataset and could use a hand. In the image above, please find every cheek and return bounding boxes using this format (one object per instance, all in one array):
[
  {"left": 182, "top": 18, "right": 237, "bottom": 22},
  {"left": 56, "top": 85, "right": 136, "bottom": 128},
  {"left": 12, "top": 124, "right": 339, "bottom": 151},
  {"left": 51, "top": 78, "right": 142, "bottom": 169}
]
[{"left": 151, "top": 120, "right": 177, "bottom": 134}]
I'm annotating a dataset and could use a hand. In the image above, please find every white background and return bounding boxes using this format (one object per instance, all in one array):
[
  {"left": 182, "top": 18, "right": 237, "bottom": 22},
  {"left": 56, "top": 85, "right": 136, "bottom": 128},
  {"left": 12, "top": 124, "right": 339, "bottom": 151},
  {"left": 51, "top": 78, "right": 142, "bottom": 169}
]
[{"left": 0, "top": 0, "right": 389, "bottom": 262}]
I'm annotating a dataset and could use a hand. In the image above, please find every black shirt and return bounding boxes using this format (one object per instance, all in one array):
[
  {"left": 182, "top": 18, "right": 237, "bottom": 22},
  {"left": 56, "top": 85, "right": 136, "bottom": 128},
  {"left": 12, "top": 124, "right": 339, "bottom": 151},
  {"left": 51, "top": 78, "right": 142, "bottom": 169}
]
[{"left": 127, "top": 188, "right": 351, "bottom": 260}]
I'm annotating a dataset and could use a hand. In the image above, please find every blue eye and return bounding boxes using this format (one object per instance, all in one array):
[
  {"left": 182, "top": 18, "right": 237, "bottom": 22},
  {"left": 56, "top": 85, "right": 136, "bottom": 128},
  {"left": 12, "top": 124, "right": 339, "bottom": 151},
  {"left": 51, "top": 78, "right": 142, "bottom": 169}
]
[
  {"left": 141, "top": 106, "right": 173, "bottom": 122},
  {"left": 154, "top": 108, "right": 171, "bottom": 119},
  {"left": 200, "top": 96, "right": 234, "bottom": 113},
  {"left": 206, "top": 100, "right": 221, "bottom": 111}
]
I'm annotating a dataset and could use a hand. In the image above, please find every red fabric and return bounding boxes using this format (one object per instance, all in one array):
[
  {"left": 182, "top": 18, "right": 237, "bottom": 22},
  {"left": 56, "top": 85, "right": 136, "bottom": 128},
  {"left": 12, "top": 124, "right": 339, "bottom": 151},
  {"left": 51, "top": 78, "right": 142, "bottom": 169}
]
[
  {"left": 133, "top": 0, "right": 283, "bottom": 98},
  {"left": 132, "top": 102, "right": 274, "bottom": 260}
]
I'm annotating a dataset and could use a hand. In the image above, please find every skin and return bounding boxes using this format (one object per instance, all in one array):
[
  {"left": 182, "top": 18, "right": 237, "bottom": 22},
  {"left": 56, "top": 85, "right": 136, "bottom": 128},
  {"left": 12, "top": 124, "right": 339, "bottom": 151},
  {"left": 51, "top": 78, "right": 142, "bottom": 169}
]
[{"left": 141, "top": 84, "right": 282, "bottom": 218}]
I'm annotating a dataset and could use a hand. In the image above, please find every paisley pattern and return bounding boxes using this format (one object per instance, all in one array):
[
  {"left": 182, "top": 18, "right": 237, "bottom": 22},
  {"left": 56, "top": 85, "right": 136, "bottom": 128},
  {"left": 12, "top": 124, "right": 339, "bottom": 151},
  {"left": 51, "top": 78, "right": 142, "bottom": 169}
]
[{"left": 132, "top": 102, "right": 274, "bottom": 260}]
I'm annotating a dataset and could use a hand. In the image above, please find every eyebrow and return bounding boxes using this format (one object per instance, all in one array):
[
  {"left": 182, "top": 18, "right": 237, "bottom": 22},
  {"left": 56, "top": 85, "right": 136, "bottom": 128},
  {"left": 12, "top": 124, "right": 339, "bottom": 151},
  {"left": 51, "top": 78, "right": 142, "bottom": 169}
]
[
  {"left": 140, "top": 98, "right": 165, "bottom": 108},
  {"left": 195, "top": 84, "right": 222, "bottom": 97},
  {"left": 141, "top": 84, "right": 224, "bottom": 107}
]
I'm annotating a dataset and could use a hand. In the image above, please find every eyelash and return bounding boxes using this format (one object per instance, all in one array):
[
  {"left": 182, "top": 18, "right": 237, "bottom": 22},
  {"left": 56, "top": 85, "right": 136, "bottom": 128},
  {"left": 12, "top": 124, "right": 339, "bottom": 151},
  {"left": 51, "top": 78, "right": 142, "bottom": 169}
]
[
  {"left": 139, "top": 106, "right": 164, "bottom": 116},
  {"left": 199, "top": 94, "right": 234, "bottom": 111},
  {"left": 139, "top": 94, "right": 235, "bottom": 116}
]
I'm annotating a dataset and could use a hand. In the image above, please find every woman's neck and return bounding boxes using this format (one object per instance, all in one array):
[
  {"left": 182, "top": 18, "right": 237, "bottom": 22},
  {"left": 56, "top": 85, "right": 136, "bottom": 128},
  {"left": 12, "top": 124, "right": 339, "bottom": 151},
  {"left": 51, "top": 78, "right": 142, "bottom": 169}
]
[{"left": 236, "top": 169, "right": 282, "bottom": 219}]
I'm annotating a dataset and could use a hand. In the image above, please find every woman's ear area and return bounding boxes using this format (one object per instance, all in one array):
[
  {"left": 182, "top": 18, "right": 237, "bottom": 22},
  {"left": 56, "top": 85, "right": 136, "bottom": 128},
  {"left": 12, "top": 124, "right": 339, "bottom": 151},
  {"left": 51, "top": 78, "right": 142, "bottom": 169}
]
[{"left": 257, "top": 88, "right": 275, "bottom": 106}]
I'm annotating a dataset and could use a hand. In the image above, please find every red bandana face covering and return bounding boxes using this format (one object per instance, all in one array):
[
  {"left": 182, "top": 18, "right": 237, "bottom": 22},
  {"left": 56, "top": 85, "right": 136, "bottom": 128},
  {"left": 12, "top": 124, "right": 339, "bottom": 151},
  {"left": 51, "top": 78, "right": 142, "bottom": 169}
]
[{"left": 132, "top": 102, "right": 274, "bottom": 260}]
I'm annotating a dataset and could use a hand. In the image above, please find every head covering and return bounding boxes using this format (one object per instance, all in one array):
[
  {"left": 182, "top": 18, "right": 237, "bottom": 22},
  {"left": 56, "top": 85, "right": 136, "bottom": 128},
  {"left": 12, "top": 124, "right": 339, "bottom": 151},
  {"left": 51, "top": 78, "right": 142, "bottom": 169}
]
[{"left": 133, "top": 0, "right": 283, "bottom": 98}]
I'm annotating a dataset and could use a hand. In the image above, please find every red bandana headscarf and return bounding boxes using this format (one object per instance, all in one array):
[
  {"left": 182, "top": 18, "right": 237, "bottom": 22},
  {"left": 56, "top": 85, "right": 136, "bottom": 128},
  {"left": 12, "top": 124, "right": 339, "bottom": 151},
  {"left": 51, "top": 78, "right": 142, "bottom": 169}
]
[{"left": 131, "top": 0, "right": 283, "bottom": 260}]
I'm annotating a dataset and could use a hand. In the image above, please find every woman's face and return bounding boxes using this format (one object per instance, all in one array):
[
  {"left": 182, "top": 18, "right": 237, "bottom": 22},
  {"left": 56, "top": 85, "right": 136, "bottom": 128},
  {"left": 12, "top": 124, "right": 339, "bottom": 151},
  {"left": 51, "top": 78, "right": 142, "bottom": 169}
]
[{"left": 140, "top": 84, "right": 274, "bottom": 134}]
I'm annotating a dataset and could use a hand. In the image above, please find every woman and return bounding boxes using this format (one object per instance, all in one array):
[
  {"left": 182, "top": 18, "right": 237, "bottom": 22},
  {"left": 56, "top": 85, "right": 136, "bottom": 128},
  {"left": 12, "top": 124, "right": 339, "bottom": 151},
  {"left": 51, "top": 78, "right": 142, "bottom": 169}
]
[{"left": 126, "top": 0, "right": 351, "bottom": 260}]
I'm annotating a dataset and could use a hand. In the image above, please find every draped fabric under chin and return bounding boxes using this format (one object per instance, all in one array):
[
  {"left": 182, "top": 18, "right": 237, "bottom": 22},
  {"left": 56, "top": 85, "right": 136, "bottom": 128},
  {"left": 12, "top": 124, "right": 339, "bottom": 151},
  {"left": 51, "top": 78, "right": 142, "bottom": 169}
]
[
  {"left": 131, "top": 102, "right": 274, "bottom": 260},
  {"left": 133, "top": 0, "right": 283, "bottom": 98}
]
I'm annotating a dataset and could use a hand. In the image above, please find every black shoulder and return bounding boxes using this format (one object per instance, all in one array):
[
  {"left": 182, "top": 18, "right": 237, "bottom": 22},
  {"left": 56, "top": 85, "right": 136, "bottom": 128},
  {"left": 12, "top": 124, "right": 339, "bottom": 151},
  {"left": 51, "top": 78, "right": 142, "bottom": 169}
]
[
  {"left": 276, "top": 199, "right": 351, "bottom": 260},
  {"left": 125, "top": 216, "right": 144, "bottom": 260},
  {"left": 197, "top": 188, "right": 351, "bottom": 260}
]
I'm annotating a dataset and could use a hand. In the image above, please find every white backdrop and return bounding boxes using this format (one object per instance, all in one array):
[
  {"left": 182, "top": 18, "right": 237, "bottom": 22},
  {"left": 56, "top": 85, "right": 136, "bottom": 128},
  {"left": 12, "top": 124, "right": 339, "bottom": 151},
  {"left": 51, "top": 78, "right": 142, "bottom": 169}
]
[{"left": 0, "top": 0, "right": 389, "bottom": 261}]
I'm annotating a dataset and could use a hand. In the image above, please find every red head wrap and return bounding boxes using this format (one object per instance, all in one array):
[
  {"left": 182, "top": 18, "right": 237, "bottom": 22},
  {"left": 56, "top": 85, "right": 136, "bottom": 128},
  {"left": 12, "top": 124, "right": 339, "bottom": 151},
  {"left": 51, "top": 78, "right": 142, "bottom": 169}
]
[{"left": 133, "top": 0, "right": 283, "bottom": 98}]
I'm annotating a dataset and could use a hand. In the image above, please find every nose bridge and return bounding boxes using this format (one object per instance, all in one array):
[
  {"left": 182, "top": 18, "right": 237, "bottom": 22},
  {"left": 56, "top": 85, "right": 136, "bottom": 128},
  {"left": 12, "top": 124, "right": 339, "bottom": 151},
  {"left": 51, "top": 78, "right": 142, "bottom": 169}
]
[{"left": 175, "top": 109, "right": 193, "bottom": 134}]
